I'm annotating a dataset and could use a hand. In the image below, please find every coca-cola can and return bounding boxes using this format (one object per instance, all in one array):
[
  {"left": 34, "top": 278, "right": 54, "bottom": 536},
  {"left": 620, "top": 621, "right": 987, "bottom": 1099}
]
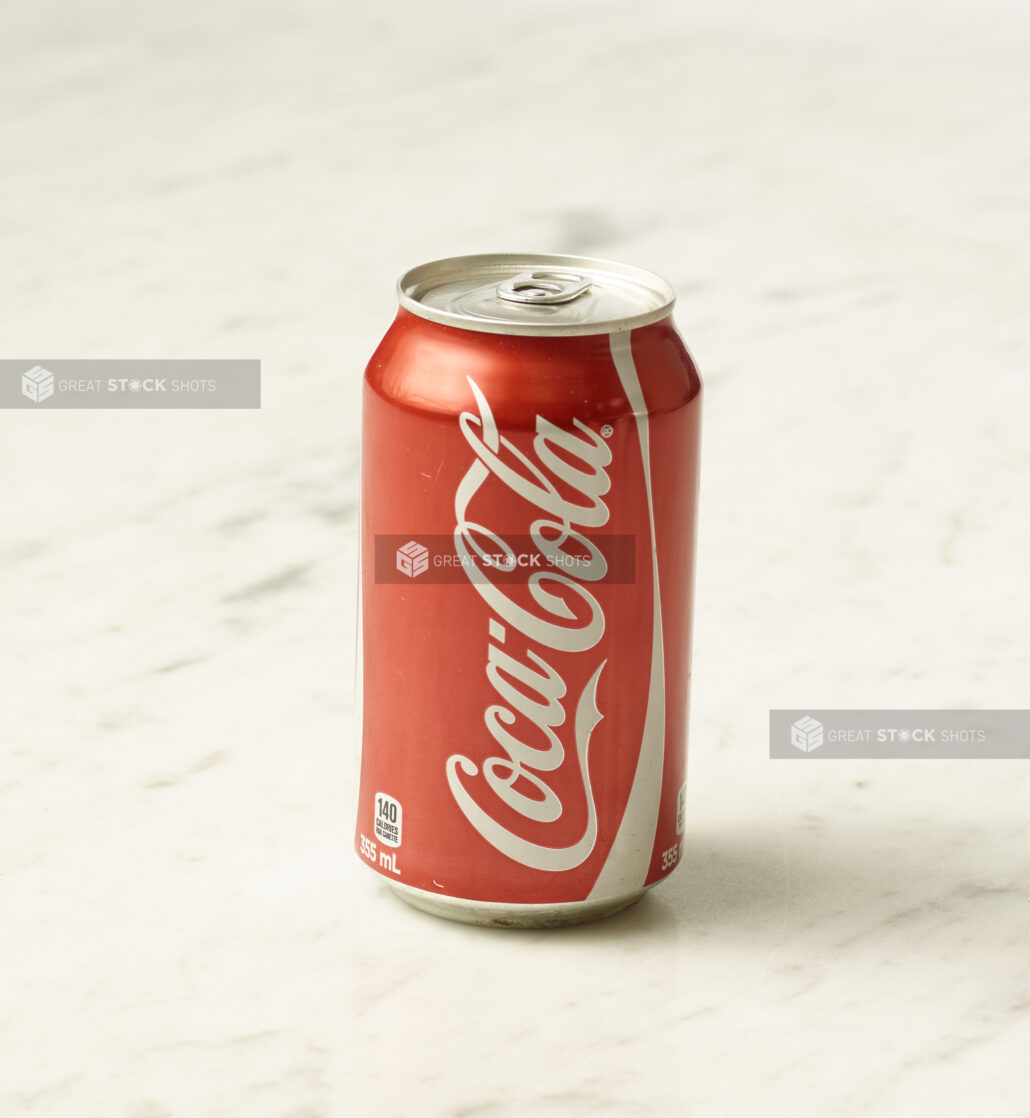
[{"left": 355, "top": 254, "right": 701, "bottom": 927}]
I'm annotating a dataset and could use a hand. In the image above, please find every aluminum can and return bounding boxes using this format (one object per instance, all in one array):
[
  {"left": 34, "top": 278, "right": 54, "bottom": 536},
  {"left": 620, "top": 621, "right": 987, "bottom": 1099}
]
[{"left": 355, "top": 254, "right": 701, "bottom": 927}]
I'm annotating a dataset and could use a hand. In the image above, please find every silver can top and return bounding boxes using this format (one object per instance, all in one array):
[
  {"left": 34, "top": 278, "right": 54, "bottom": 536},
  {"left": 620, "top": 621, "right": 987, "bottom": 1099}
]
[{"left": 397, "top": 253, "right": 675, "bottom": 337}]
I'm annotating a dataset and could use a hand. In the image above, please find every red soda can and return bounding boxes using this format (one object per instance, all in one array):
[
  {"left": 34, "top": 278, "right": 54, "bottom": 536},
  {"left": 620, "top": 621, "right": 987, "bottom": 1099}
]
[{"left": 355, "top": 254, "right": 701, "bottom": 927}]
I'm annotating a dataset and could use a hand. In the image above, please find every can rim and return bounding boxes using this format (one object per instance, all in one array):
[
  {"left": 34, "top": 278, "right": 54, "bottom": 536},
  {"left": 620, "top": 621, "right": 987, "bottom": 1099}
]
[{"left": 397, "top": 252, "right": 676, "bottom": 337}]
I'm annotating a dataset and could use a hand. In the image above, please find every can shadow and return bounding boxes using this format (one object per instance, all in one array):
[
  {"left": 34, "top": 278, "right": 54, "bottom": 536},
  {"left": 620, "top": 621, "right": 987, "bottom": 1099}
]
[
  {"left": 514, "top": 822, "right": 968, "bottom": 941},
  {"left": 488, "top": 824, "right": 815, "bottom": 944},
  {"left": 383, "top": 824, "right": 799, "bottom": 944},
  {"left": 550, "top": 815, "right": 1023, "bottom": 953},
  {"left": 384, "top": 815, "right": 1012, "bottom": 950}
]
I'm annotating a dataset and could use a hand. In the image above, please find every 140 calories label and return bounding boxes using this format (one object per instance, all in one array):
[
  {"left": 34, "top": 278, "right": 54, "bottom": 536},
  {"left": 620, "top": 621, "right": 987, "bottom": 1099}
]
[{"left": 374, "top": 793, "right": 402, "bottom": 847}]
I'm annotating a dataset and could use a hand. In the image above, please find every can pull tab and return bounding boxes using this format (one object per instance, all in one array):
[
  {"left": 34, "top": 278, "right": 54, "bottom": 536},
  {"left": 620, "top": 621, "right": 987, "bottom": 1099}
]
[{"left": 496, "top": 270, "right": 593, "bottom": 306}]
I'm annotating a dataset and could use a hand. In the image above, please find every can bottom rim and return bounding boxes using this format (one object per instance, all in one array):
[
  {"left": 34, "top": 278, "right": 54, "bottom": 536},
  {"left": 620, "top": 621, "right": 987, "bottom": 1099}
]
[{"left": 387, "top": 880, "right": 650, "bottom": 929}]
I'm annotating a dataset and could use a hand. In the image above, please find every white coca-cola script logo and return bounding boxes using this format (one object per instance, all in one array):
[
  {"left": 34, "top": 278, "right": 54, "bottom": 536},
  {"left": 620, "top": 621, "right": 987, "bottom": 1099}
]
[{"left": 445, "top": 377, "right": 613, "bottom": 871}]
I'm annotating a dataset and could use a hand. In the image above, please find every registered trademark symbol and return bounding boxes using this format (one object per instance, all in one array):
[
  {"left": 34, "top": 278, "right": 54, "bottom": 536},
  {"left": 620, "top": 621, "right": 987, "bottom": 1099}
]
[{"left": 600, "top": 424, "right": 614, "bottom": 438}]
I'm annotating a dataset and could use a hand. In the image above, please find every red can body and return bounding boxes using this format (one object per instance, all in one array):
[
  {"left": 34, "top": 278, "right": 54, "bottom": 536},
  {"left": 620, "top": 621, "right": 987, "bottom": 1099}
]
[{"left": 356, "top": 268, "right": 701, "bottom": 926}]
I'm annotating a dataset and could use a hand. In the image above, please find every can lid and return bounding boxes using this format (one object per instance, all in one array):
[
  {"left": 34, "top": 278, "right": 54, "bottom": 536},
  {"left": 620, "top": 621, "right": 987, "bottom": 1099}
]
[{"left": 397, "top": 253, "right": 675, "bottom": 337}]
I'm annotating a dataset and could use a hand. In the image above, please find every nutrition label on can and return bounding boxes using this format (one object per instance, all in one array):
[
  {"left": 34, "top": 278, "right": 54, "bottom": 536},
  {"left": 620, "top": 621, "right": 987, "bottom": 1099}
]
[{"left": 374, "top": 793, "right": 402, "bottom": 847}]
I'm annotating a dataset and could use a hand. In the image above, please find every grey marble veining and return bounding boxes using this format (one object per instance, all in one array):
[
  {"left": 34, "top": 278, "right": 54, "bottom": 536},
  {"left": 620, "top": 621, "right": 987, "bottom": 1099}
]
[{"left": 2, "top": 1, "right": 1029, "bottom": 1115}]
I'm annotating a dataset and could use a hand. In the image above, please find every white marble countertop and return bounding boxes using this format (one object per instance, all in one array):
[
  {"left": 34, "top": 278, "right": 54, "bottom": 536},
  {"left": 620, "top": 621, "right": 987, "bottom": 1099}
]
[{"left": 2, "top": 1, "right": 1029, "bottom": 1115}]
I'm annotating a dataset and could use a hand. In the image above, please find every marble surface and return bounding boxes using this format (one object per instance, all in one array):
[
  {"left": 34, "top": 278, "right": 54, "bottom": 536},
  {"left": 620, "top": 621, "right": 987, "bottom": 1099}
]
[{"left": 2, "top": 1, "right": 1029, "bottom": 1115}]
